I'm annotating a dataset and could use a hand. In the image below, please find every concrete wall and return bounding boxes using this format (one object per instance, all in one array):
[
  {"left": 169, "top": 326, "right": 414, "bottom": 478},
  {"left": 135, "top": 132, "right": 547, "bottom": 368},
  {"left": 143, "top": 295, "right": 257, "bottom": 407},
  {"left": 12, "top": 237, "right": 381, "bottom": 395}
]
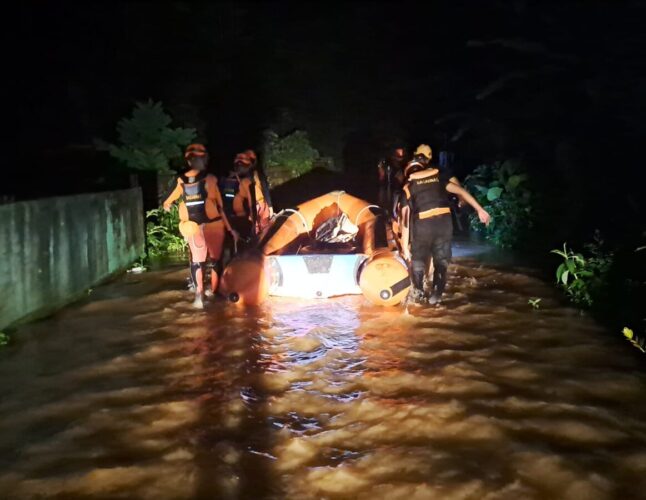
[{"left": 0, "top": 188, "right": 144, "bottom": 330}]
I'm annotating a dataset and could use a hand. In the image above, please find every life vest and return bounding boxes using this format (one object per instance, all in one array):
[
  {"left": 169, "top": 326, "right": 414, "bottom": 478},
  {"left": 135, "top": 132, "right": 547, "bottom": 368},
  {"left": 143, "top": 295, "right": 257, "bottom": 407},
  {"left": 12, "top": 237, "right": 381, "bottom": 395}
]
[
  {"left": 219, "top": 174, "right": 240, "bottom": 218},
  {"left": 180, "top": 172, "right": 220, "bottom": 224},
  {"left": 403, "top": 168, "right": 451, "bottom": 221}
]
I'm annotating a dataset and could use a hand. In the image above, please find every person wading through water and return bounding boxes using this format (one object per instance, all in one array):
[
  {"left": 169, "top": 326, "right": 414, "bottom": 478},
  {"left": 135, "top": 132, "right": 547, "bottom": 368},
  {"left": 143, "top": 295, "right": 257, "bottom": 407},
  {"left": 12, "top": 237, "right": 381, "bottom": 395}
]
[
  {"left": 235, "top": 149, "right": 273, "bottom": 238},
  {"left": 377, "top": 145, "right": 407, "bottom": 217},
  {"left": 413, "top": 144, "right": 466, "bottom": 231},
  {"left": 163, "top": 144, "right": 239, "bottom": 309},
  {"left": 400, "top": 150, "right": 491, "bottom": 305},
  {"left": 220, "top": 153, "right": 253, "bottom": 254}
]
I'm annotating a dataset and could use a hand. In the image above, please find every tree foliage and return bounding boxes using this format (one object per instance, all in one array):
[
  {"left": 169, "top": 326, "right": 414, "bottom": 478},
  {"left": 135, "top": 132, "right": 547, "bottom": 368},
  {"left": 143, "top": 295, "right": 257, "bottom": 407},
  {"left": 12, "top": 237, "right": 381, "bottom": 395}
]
[
  {"left": 107, "top": 100, "right": 196, "bottom": 172},
  {"left": 145, "top": 206, "right": 187, "bottom": 259},
  {"left": 465, "top": 160, "right": 534, "bottom": 248},
  {"left": 262, "top": 129, "right": 320, "bottom": 185}
]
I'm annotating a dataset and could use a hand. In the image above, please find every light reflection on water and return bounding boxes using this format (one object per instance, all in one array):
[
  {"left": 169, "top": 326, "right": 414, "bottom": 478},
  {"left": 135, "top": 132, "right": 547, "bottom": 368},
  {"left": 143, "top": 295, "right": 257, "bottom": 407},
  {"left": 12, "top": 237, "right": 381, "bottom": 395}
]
[{"left": 0, "top": 258, "right": 645, "bottom": 499}]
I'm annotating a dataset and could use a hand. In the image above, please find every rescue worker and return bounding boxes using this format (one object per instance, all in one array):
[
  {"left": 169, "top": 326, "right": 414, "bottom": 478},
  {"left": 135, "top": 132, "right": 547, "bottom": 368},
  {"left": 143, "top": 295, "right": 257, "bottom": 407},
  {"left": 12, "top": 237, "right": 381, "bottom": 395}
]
[
  {"left": 220, "top": 153, "right": 254, "bottom": 247},
  {"left": 234, "top": 150, "right": 273, "bottom": 237},
  {"left": 243, "top": 149, "right": 274, "bottom": 223},
  {"left": 377, "top": 146, "right": 406, "bottom": 216},
  {"left": 163, "top": 144, "right": 239, "bottom": 309},
  {"left": 413, "top": 144, "right": 466, "bottom": 229},
  {"left": 400, "top": 155, "right": 491, "bottom": 305}
]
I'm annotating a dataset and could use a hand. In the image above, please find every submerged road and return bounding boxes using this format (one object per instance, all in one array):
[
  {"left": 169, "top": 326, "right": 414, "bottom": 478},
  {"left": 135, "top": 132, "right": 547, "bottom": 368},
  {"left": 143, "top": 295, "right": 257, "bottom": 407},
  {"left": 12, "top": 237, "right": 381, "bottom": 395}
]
[{"left": 1, "top": 248, "right": 645, "bottom": 499}]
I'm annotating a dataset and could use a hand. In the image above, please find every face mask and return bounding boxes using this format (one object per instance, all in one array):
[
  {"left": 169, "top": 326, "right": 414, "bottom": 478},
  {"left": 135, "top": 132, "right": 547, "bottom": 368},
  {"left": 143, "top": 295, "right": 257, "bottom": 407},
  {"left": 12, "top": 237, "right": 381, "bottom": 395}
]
[
  {"left": 235, "top": 162, "right": 250, "bottom": 174},
  {"left": 189, "top": 156, "right": 207, "bottom": 171}
]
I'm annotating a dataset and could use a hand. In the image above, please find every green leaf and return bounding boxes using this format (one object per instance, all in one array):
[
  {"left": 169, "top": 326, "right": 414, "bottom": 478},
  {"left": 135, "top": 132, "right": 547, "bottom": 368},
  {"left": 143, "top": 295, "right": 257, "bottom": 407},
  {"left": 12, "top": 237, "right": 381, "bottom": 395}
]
[
  {"left": 487, "top": 187, "right": 504, "bottom": 201},
  {"left": 556, "top": 263, "right": 566, "bottom": 281},
  {"left": 506, "top": 174, "right": 526, "bottom": 190},
  {"left": 566, "top": 259, "right": 576, "bottom": 274},
  {"left": 561, "top": 270, "right": 570, "bottom": 285},
  {"left": 623, "top": 327, "right": 634, "bottom": 340}
]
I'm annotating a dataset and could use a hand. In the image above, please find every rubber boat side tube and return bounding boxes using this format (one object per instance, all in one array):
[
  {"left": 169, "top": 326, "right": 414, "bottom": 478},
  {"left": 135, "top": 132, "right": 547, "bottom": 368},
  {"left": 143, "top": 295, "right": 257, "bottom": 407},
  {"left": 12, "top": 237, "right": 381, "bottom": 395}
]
[{"left": 358, "top": 249, "right": 410, "bottom": 306}]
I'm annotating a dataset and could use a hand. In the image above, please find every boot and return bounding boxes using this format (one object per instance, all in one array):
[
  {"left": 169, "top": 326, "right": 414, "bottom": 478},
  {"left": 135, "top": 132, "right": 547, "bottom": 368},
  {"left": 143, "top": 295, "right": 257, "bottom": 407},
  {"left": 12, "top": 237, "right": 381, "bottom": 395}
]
[{"left": 427, "top": 290, "right": 443, "bottom": 306}]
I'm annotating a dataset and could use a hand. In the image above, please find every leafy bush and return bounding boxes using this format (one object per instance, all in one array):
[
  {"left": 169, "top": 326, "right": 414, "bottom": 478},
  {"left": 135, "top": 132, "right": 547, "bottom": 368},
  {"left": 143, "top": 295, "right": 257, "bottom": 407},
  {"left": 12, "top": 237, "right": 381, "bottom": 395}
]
[
  {"left": 0, "top": 332, "right": 9, "bottom": 347},
  {"left": 464, "top": 160, "right": 534, "bottom": 248},
  {"left": 106, "top": 100, "right": 196, "bottom": 172},
  {"left": 263, "top": 129, "right": 319, "bottom": 185},
  {"left": 145, "top": 206, "right": 187, "bottom": 259},
  {"left": 551, "top": 232, "right": 613, "bottom": 307}
]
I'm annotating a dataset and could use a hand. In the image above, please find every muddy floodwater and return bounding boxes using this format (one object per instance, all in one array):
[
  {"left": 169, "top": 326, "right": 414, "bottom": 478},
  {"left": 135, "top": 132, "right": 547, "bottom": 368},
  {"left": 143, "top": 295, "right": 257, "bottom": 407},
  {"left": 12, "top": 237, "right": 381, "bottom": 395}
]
[{"left": 1, "top": 249, "right": 645, "bottom": 500}]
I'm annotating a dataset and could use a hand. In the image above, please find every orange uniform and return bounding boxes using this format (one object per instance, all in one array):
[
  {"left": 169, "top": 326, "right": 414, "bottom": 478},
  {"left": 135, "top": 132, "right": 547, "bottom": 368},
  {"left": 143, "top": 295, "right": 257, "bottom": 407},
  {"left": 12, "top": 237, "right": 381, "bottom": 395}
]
[{"left": 163, "top": 172, "right": 227, "bottom": 262}]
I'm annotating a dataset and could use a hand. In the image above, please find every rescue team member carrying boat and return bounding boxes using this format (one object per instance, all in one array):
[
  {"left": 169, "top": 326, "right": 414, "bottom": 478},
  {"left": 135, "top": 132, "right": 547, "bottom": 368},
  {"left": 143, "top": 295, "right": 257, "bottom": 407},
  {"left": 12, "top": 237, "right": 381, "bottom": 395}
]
[
  {"left": 412, "top": 144, "right": 466, "bottom": 229},
  {"left": 220, "top": 150, "right": 273, "bottom": 245},
  {"left": 235, "top": 150, "right": 273, "bottom": 236},
  {"left": 400, "top": 154, "right": 491, "bottom": 305},
  {"left": 163, "top": 144, "right": 239, "bottom": 309},
  {"left": 220, "top": 153, "right": 253, "bottom": 251}
]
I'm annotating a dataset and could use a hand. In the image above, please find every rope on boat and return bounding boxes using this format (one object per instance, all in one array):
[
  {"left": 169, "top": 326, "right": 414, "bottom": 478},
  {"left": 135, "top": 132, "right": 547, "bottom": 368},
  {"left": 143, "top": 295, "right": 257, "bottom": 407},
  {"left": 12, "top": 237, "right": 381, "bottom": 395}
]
[{"left": 355, "top": 205, "right": 380, "bottom": 226}]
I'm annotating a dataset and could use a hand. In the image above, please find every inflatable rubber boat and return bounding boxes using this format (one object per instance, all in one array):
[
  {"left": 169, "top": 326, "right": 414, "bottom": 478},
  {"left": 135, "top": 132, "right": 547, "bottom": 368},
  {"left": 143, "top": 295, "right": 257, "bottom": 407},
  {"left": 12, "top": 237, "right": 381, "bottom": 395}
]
[{"left": 219, "top": 191, "right": 410, "bottom": 306}]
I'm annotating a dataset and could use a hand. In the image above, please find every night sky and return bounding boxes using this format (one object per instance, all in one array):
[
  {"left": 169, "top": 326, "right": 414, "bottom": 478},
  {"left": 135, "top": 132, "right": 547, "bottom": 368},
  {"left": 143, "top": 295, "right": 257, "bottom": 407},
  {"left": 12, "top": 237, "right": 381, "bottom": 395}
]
[{"left": 13, "top": 1, "right": 646, "bottom": 240}]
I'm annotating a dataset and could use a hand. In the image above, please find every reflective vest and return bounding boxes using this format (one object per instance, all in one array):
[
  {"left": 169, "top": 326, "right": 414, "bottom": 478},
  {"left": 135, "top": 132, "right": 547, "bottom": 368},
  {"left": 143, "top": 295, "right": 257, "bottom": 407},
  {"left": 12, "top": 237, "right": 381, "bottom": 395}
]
[
  {"left": 403, "top": 168, "right": 451, "bottom": 221},
  {"left": 180, "top": 172, "right": 220, "bottom": 224},
  {"left": 219, "top": 174, "right": 240, "bottom": 218}
]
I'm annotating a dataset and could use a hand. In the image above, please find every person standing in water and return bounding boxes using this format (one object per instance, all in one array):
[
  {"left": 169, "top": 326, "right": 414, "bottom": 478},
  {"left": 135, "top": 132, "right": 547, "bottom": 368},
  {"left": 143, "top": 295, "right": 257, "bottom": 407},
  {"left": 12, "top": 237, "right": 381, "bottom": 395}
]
[
  {"left": 377, "top": 145, "right": 407, "bottom": 216},
  {"left": 163, "top": 144, "right": 239, "bottom": 309},
  {"left": 411, "top": 144, "right": 466, "bottom": 230},
  {"left": 400, "top": 153, "right": 491, "bottom": 305},
  {"left": 234, "top": 150, "right": 273, "bottom": 237}
]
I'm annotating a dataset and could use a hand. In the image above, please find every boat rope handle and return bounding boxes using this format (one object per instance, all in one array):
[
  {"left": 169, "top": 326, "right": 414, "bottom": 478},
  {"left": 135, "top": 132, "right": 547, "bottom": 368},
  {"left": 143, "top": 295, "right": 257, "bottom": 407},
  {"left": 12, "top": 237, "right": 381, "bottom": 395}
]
[
  {"left": 335, "top": 191, "right": 346, "bottom": 216},
  {"left": 277, "top": 209, "right": 309, "bottom": 230},
  {"left": 355, "top": 205, "right": 380, "bottom": 225}
]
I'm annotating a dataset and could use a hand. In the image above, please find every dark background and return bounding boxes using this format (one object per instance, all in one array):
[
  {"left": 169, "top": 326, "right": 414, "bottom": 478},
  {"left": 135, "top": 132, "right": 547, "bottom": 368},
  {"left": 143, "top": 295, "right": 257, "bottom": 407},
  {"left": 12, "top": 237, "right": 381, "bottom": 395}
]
[{"left": 12, "top": 1, "right": 646, "bottom": 247}]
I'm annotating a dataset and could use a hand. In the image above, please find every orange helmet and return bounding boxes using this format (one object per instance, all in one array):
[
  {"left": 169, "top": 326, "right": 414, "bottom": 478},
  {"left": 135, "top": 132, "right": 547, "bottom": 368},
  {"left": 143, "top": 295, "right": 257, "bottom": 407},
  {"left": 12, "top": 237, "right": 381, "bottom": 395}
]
[
  {"left": 184, "top": 143, "right": 207, "bottom": 159},
  {"left": 244, "top": 149, "right": 257, "bottom": 164},
  {"left": 234, "top": 152, "right": 252, "bottom": 169}
]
